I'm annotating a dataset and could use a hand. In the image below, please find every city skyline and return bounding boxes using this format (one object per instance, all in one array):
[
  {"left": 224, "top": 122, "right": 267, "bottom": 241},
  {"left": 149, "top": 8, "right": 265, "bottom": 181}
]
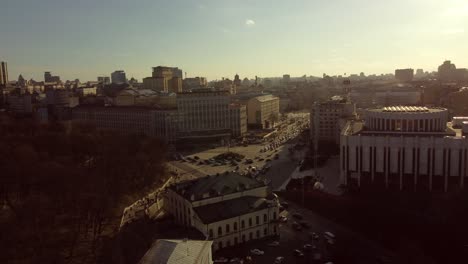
[{"left": 1, "top": 0, "right": 467, "bottom": 81}]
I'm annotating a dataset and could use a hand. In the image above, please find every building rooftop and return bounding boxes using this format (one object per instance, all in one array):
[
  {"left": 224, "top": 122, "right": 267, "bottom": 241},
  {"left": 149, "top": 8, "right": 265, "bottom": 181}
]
[
  {"left": 368, "top": 106, "right": 446, "bottom": 113},
  {"left": 139, "top": 239, "right": 212, "bottom": 264},
  {"left": 170, "top": 172, "right": 264, "bottom": 201},
  {"left": 193, "top": 196, "right": 269, "bottom": 224},
  {"left": 252, "top": 94, "right": 278, "bottom": 102}
]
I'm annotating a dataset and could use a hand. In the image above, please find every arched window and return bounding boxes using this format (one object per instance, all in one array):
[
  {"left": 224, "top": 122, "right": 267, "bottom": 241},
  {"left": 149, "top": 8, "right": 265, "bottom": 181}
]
[
  {"left": 218, "top": 226, "right": 222, "bottom": 236},
  {"left": 234, "top": 237, "right": 238, "bottom": 245},
  {"left": 256, "top": 230, "right": 260, "bottom": 238},
  {"left": 226, "top": 224, "right": 230, "bottom": 233},
  {"left": 264, "top": 228, "right": 267, "bottom": 235},
  {"left": 248, "top": 218, "right": 252, "bottom": 227},
  {"left": 234, "top": 222, "right": 238, "bottom": 231},
  {"left": 209, "top": 229, "right": 213, "bottom": 238},
  {"left": 249, "top": 232, "right": 253, "bottom": 240},
  {"left": 241, "top": 220, "right": 245, "bottom": 228},
  {"left": 256, "top": 216, "right": 259, "bottom": 225},
  {"left": 242, "top": 235, "right": 246, "bottom": 242}
]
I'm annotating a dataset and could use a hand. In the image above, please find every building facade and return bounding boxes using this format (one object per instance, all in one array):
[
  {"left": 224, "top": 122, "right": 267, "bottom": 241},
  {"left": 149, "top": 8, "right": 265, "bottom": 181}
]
[
  {"left": 395, "top": 68, "right": 414, "bottom": 82},
  {"left": 111, "top": 70, "right": 127, "bottom": 84},
  {"left": 247, "top": 95, "right": 280, "bottom": 129},
  {"left": 164, "top": 173, "right": 280, "bottom": 252},
  {"left": 340, "top": 106, "right": 468, "bottom": 192},
  {"left": 143, "top": 66, "right": 182, "bottom": 93},
  {"left": 0, "top": 61, "right": 8, "bottom": 87},
  {"left": 229, "top": 104, "right": 247, "bottom": 138},
  {"left": 310, "top": 96, "right": 355, "bottom": 145},
  {"left": 72, "top": 106, "right": 178, "bottom": 142}
]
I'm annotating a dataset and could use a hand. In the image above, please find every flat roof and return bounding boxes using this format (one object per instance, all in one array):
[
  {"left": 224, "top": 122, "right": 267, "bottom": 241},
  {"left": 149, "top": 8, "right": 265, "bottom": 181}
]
[
  {"left": 139, "top": 239, "right": 212, "bottom": 264},
  {"left": 193, "top": 196, "right": 268, "bottom": 224},
  {"left": 368, "top": 106, "right": 446, "bottom": 113}
]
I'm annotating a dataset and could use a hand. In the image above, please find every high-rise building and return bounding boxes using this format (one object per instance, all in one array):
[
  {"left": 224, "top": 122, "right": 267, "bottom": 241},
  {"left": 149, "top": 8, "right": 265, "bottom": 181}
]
[
  {"left": 0, "top": 61, "right": 8, "bottom": 87},
  {"left": 310, "top": 96, "right": 355, "bottom": 146},
  {"left": 340, "top": 106, "right": 468, "bottom": 192},
  {"left": 111, "top": 70, "right": 127, "bottom": 84},
  {"left": 97, "top": 76, "right": 110, "bottom": 85},
  {"left": 395, "top": 68, "right": 414, "bottom": 82},
  {"left": 183, "top": 77, "right": 207, "bottom": 90},
  {"left": 438, "top": 60, "right": 457, "bottom": 81},
  {"left": 282, "top": 74, "right": 290, "bottom": 84},
  {"left": 44, "top": 71, "right": 61, "bottom": 83},
  {"left": 143, "top": 66, "right": 182, "bottom": 93}
]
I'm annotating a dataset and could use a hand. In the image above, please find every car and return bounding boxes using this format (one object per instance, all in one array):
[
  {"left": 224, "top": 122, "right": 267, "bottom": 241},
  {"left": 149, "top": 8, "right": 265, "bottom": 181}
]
[
  {"left": 299, "top": 221, "right": 311, "bottom": 228},
  {"left": 250, "top": 249, "right": 264, "bottom": 255},
  {"left": 292, "top": 222, "right": 302, "bottom": 231},
  {"left": 214, "top": 257, "right": 229, "bottom": 263},
  {"left": 198, "top": 161, "right": 204, "bottom": 165},
  {"left": 268, "top": 241, "right": 280, "bottom": 246},
  {"left": 229, "top": 258, "right": 241, "bottom": 263},
  {"left": 309, "top": 232, "right": 319, "bottom": 240},
  {"left": 292, "top": 213, "right": 303, "bottom": 220},
  {"left": 293, "top": 249, "right": 304, "bottom": 257},
  {"left": 258, "top": 158, "right": 264, "bottom": 161},
  {"left": 279, "top": 216, "right": 288, "bottom": 222},
  {"left": 303, "top": 243, "right": 313, "bottom": 252},
  {"left": 274, "top": 256, "right": 285, "bottom": 264}
]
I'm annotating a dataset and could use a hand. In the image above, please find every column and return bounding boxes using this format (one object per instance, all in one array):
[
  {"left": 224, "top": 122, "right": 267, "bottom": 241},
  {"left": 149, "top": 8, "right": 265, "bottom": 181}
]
[
  {"left": 444, "top": 148, "right": 448, "bottom": 192},
  {"left": 371, "top": 146, "right": 375, "bottom": 183},
  {"left": 462, "top": 149, "right": 466, "bottom": 189},
  {"left": 399, "top": 147, "right": 403, "bottom": 191}
]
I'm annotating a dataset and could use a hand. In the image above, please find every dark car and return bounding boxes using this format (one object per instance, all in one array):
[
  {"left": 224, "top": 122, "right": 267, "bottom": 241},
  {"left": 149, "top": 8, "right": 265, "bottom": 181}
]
[
  {"left": 299, "top": 221, "right": 311, "bottom": 228},
  {"left": 292, "top": 213, "right": 303, "bottom": 220}
]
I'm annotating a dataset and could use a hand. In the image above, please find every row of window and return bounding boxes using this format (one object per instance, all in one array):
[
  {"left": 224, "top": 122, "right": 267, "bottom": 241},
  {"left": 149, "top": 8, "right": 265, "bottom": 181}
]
[
  {"left": 209, "top": 212, "right": 277, "bottom": 238},
  {"left": 216, "top": 226, "right": 278, "bottom": 249}
]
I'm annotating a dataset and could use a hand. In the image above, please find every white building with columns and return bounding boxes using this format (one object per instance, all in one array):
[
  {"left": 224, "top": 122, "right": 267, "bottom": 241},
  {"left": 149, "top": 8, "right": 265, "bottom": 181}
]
[
  {"left": 340, "top": 106, "right": 468, "bottom": 192},
  {"left": 164, "top": 173, "right": 280, "bottom": 251}
]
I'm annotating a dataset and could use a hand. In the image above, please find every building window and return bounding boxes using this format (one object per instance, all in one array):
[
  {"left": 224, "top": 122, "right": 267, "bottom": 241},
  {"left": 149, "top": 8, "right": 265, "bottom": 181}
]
[
  {"left": 274, "top": 226, "right": 277, "bottom": 234},
  {"left": 209, "top": 229, "right": 213, "bottom": 238},
  {"left": 234, "top": 222, "right": 238, "bottom": 231},
  {"left": 249, "top": 218, "right": 252, "bottom": 227},
  {"left": 263, "top": 214, "right": 267, "bottom": 222},
  {"left": 249, "top": 232, "right": 253, "bottom": 240},
  {"left": 264, "top": 228, "right": 267, "bottom": 235},
  {"left": 273, "top": 212, "right": 277, "bottom": 220},
  {"left": 256, "top": 216, "right": 259, "bottom": 225},
  {"left": 234, "top": 237, "right": 238, "bottom": 245},
  {"left": 218, "top": 242, "right": 222, "bottom": 249},
  {"left": 242, "top": 235, "right": 246, "bottom": 242},
  {"left": 227, "top": 240, "right": 231, "bottom": 247},
  {"left": 218, "top": 226, "right": 222, "bottom": 236},
  {"left": 241, "top": 220, "right": 245, "bottom": 229},
  {"left": 256, "top": 230, "right": 260, "bottom": 238},
  {"left": 226, "top": 224, "right": 230, "bottom": 233}
]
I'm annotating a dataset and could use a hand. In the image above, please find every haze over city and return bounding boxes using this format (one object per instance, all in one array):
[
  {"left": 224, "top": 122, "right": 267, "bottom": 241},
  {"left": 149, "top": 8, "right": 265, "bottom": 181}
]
[{"left": 1, "top": 0, "right": 468, "bottom": 81}]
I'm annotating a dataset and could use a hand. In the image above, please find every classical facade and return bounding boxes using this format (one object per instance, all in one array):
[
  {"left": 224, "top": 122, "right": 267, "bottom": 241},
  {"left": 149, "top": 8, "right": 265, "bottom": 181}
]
[
  {"left": 340, "top": 106, "right": 468, "bottom": 192},
  {"left": 164, "top": 173, "right": 280, "bottom": 251}
]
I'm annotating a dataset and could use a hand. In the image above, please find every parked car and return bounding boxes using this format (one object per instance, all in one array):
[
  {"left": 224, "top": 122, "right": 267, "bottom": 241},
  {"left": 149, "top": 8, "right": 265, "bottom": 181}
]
[
  {"left": 292, "top": 213, "right": 303, "bottom": 220},
  {"left": 293, "top": 249, "right": 304, "bottom": 257},
  {"left": 274, "top": 256, "right": 285, "bottom": 264},
  {"left": 279, "top": 216, "right": 288, "bottom": 222},
  {"left": 268, "top": 241, "right": 280, "bottom": 246},
  {"left": 250, "top": 249, "right": 264, "bottom": 256},
  {"left": 303, "top": 244, "right": 313, "bottom": 252}
]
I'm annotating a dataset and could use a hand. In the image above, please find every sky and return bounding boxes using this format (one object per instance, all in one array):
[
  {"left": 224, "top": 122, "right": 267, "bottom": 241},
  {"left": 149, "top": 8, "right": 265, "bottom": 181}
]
[{"left": 1, "top": 0, "right": 467, "bottom": 82}]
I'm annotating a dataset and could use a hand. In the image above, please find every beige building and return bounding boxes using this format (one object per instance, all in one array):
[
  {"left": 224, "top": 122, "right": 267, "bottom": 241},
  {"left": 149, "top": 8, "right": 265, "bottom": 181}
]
[
  {"left": 143, "top": 66, "right": 182, "bottom": 93},
  {"left": 310, "top": 96, "right": 355, "bottom": 145},
  {"left": 164, "top": 173, "right": 280, "bottom": 252},
  {"left": 139, "top": 239, "right": 213, "bottom": 264},
  {"left": 341, "top": 106, "right": 468, "bottom": 192},
  {"left": 247, "top": 94, "right": 280, "bottom": 129}
]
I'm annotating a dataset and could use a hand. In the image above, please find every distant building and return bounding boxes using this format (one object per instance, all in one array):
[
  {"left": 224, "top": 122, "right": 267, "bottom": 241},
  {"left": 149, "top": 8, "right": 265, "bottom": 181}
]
[
  {"left": 0, "top": 61, "right": 8, "bottom": 87},
  {"left": 45, "top": 88, "right": 79, "bottom": 107},
  {"left": 8, "top": 92, "right": 33, "bottom": 114},
  {"left": 143, "top": 66, "right": 182, "bottom": 93},
  {"left": 72, "top": 105, "right": 178, "bottom": 143},
  {"left": 395, "top": 68, "right": 414, "bottom": 82},
  {"left": 310, "top": 96, "right": 355, "bottom": 146},
  {"left": 97, "top": 76, "right": 110, "bottom": 85},
  {"left": 164, "top": 172, "right": 280, "bottom": 251},
  {"left": 282, "top": 74, "right": 290, "bottom": 84},
  {"left": 44, "top": 71, "right": 61, "bottom": 83},
  {"left": 111, "top": 70, "right": 127, "bottom": 84},
  {"left": 183, "top": 77, "right": 207, "bottom": 90},
  {"left": 76, "top": 86, "right": 97, "bottom": 97},
  {"left": 350, "top": 84, "right": 421, "bottom": 108},
  {"left": 340, "top": 106, "right": 468, "bottom": 192},
  {"left": 247, "top": 94, "right": 280, "bottom": 129},
  {"left": 229, "top": 104, "right": 247, "bottom": 138},
  {"left": 233, "top": 74, "right": 241, "bottom": 87},
  {"left": 139, "top": 239, "right": 213, "bottom": 264}
]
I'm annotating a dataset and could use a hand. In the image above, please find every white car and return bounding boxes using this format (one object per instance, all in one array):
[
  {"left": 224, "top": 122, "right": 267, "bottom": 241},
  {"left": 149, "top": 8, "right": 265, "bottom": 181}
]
[
  {"left": 250, "top": 249, "right": 264, "bottom": 255},
  {"left": 274, "top": 256, "right": 285, "bottom": 264},
  {"left": 268, "top": 241, "right": 280, "bottom": 246}
]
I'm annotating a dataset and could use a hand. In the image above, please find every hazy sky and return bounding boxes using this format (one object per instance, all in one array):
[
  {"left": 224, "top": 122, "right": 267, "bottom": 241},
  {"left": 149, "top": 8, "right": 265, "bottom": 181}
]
[{"left": 1, "top": 0, "right": 467, "bottom": 81}]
